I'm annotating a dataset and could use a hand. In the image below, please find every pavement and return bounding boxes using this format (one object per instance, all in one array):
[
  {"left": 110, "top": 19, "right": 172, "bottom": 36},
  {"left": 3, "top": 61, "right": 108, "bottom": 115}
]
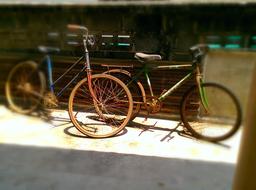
[{"left": 0, "top": 105, "right": 242, "bottom": 190}]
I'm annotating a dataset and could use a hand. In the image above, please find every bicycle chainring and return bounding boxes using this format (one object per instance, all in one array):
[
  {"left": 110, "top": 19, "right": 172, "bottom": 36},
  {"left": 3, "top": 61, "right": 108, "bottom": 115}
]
[{"left": 146, "top": 97, "right": 162, "bottom": 114}]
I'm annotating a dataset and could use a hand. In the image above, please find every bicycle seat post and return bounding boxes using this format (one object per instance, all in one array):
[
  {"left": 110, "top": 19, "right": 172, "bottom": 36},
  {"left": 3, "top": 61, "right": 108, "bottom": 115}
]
[
  {"left": 45, "top": 54, "right": 54, "bottom": 93},
  {"left": 38, "top": 46, "right": 60, "bottom": 93}
]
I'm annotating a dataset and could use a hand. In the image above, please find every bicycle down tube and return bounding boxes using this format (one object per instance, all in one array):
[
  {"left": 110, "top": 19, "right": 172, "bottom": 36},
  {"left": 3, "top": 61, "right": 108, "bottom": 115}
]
[{"left": 141, "top": 64, "right": 195, "bottom": 102}]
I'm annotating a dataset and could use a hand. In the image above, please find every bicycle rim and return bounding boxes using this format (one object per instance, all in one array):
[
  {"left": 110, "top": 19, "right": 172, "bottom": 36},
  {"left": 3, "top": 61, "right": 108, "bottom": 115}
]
[
  {"left": 104, "top": 70, "right": 145, "bottom": 121},
  {"left": 5, "top": 61, "right": 46, "bottom": 114},
  {"left": 68, "top": 74, "right": 133, "bottom": 138},
  {"left": 181, "top": 83, "right": 242, "bottom": 142}
]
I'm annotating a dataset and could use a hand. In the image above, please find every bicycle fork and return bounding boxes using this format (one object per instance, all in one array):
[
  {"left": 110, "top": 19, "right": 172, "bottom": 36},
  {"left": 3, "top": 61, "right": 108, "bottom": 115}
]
[{"left": 195, "top": 66, "right": 210, "bottom": 114}]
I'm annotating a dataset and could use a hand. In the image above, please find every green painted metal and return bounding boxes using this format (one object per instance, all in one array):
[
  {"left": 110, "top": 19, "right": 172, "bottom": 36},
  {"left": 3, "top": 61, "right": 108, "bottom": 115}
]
[
  {"left": 158, "top": 71, "right": 193, "bottom": 101},
  {"left": 144, "top": 66, "right": 154, "bottom": 97},
  {"left": 198, "top": 78, "right": 210, "bottom": 113}
]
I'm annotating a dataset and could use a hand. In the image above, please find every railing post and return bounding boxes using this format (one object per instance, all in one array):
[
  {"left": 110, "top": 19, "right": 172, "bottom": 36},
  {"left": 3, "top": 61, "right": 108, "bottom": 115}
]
[{"left": 232, "top": 64, "right": 256, "bottom": 190}]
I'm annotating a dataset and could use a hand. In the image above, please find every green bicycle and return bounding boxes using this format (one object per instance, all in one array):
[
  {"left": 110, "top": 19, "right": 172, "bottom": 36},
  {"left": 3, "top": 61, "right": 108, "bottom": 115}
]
[{"left": 104, "top": 44, "right": 242, "bottom": 142}]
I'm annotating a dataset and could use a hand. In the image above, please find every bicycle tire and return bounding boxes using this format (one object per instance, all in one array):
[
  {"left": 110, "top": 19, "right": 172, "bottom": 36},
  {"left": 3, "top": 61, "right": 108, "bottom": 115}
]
[
  {"left": 180, "top": 82, "right": 242, "bottom": 142},
  {"left": 5, "top": 61, "right": 46, "bottom": 114},
  {"left": 104, "top": 69, "right": 145, "bottom": 121},
  {"left": 68, "top": 74, "right": 133, "bottom": 138}
]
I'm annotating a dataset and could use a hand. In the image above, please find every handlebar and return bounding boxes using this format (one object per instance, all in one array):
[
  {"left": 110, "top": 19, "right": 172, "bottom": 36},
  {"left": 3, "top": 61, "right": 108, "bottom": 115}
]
[
  {"left": 67, "top": 24, "right": 88, "bottom": 32},
  {"left": 67, "top": 24, "right": 89, "bottom": 39},
  {"left": 189, "top": 44, "right": 209, "bottom": 63},
  {"left": 67, "top": 24, "right": 96, "bottom": 48}
]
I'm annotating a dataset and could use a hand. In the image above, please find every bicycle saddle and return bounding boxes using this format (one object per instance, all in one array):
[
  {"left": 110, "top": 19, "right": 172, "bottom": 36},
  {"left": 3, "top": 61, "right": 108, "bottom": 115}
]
[
  {"left": 135, "top": 52, "right": 162, "bottom": 62},
  {"left": 38, "top": 46, "right": 60, "bottom": 54}
]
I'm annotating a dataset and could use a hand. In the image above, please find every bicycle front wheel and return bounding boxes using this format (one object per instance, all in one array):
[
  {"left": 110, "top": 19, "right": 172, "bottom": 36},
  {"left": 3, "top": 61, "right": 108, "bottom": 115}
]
[
  {"left": 5, "top": 61, "right": 46, "bottom": 114},
  {"left": 180, "top": 83, "right": 242, "bottom": 142},
  {"left": 68, "top": 74, "right": 133, "bottom": 138}
]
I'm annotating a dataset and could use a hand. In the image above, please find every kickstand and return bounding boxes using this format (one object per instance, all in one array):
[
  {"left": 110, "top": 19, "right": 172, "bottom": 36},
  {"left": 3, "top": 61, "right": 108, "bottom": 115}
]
[{"left": 142, "top": 109, "right": 151, "bottom": 122}]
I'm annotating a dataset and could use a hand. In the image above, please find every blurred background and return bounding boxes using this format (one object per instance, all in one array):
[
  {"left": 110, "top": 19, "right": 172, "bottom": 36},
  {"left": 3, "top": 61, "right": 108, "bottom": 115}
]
[{"left": 1, "top": 0, "right": 256, "bottom": 117}]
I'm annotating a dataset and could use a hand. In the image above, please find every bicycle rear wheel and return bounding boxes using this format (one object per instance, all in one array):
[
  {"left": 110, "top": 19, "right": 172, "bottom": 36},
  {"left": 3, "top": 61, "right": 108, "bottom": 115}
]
[
  {"left": 5, "top": 61, "right": 46, "bottom": 114},
  {"left": 180, "top": 83, "right": 242, "bottom": 142},
  {"left": 68, "top": 74, "right": 133, "bottom": 138},
  {"left": 104, "top": 70, "right": 145, "bottom": 121}
]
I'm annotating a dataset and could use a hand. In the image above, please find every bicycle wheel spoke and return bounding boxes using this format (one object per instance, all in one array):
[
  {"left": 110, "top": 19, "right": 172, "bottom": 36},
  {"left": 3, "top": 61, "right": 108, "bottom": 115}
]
[
  {"left": 69, "top": 74, "right": 133, "bottom": 138},
  {"left": 181, "top": 83, "right": 241, "bottom": 142},
  {"left": 6, "top": 61, "right": 46, "bottom": 114},
  {"left": 106, "top": 71, "right": 143, "bottom": 121}
]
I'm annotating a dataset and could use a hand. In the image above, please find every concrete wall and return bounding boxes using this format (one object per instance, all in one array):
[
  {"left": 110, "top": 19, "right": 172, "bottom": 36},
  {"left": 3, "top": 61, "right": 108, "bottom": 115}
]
[{"left": 204, "top": 50, "right": 256, "bottom": 120}]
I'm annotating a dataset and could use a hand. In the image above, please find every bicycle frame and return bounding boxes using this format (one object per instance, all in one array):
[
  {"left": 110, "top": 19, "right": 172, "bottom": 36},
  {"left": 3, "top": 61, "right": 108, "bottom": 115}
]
[
  {"left": 109, "top": 60, "right": 210, "bottom": 112},
  {"left": 35, "top": 25, "right": 101, "bottom": 108},
  {"left": 40, "top": 26, "right": 94, "bottom": 99},
  {"left": 154, "top": 63, "right": 209, "bottom": 111},
  {"left": 41, "top": 54, "right": 86, "bottom": 98},
  {"left": 125, "top": 63, "right": 195, "bottom": 101},
  {"left": 156, "top": 65, "right": 194, "bottom": 102}
]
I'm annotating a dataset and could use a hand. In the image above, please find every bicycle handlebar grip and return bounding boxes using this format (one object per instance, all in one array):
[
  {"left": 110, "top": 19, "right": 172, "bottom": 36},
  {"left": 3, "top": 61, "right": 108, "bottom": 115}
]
[{"left": 67, "top": 24, "right": 88, "bottom": 32}]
